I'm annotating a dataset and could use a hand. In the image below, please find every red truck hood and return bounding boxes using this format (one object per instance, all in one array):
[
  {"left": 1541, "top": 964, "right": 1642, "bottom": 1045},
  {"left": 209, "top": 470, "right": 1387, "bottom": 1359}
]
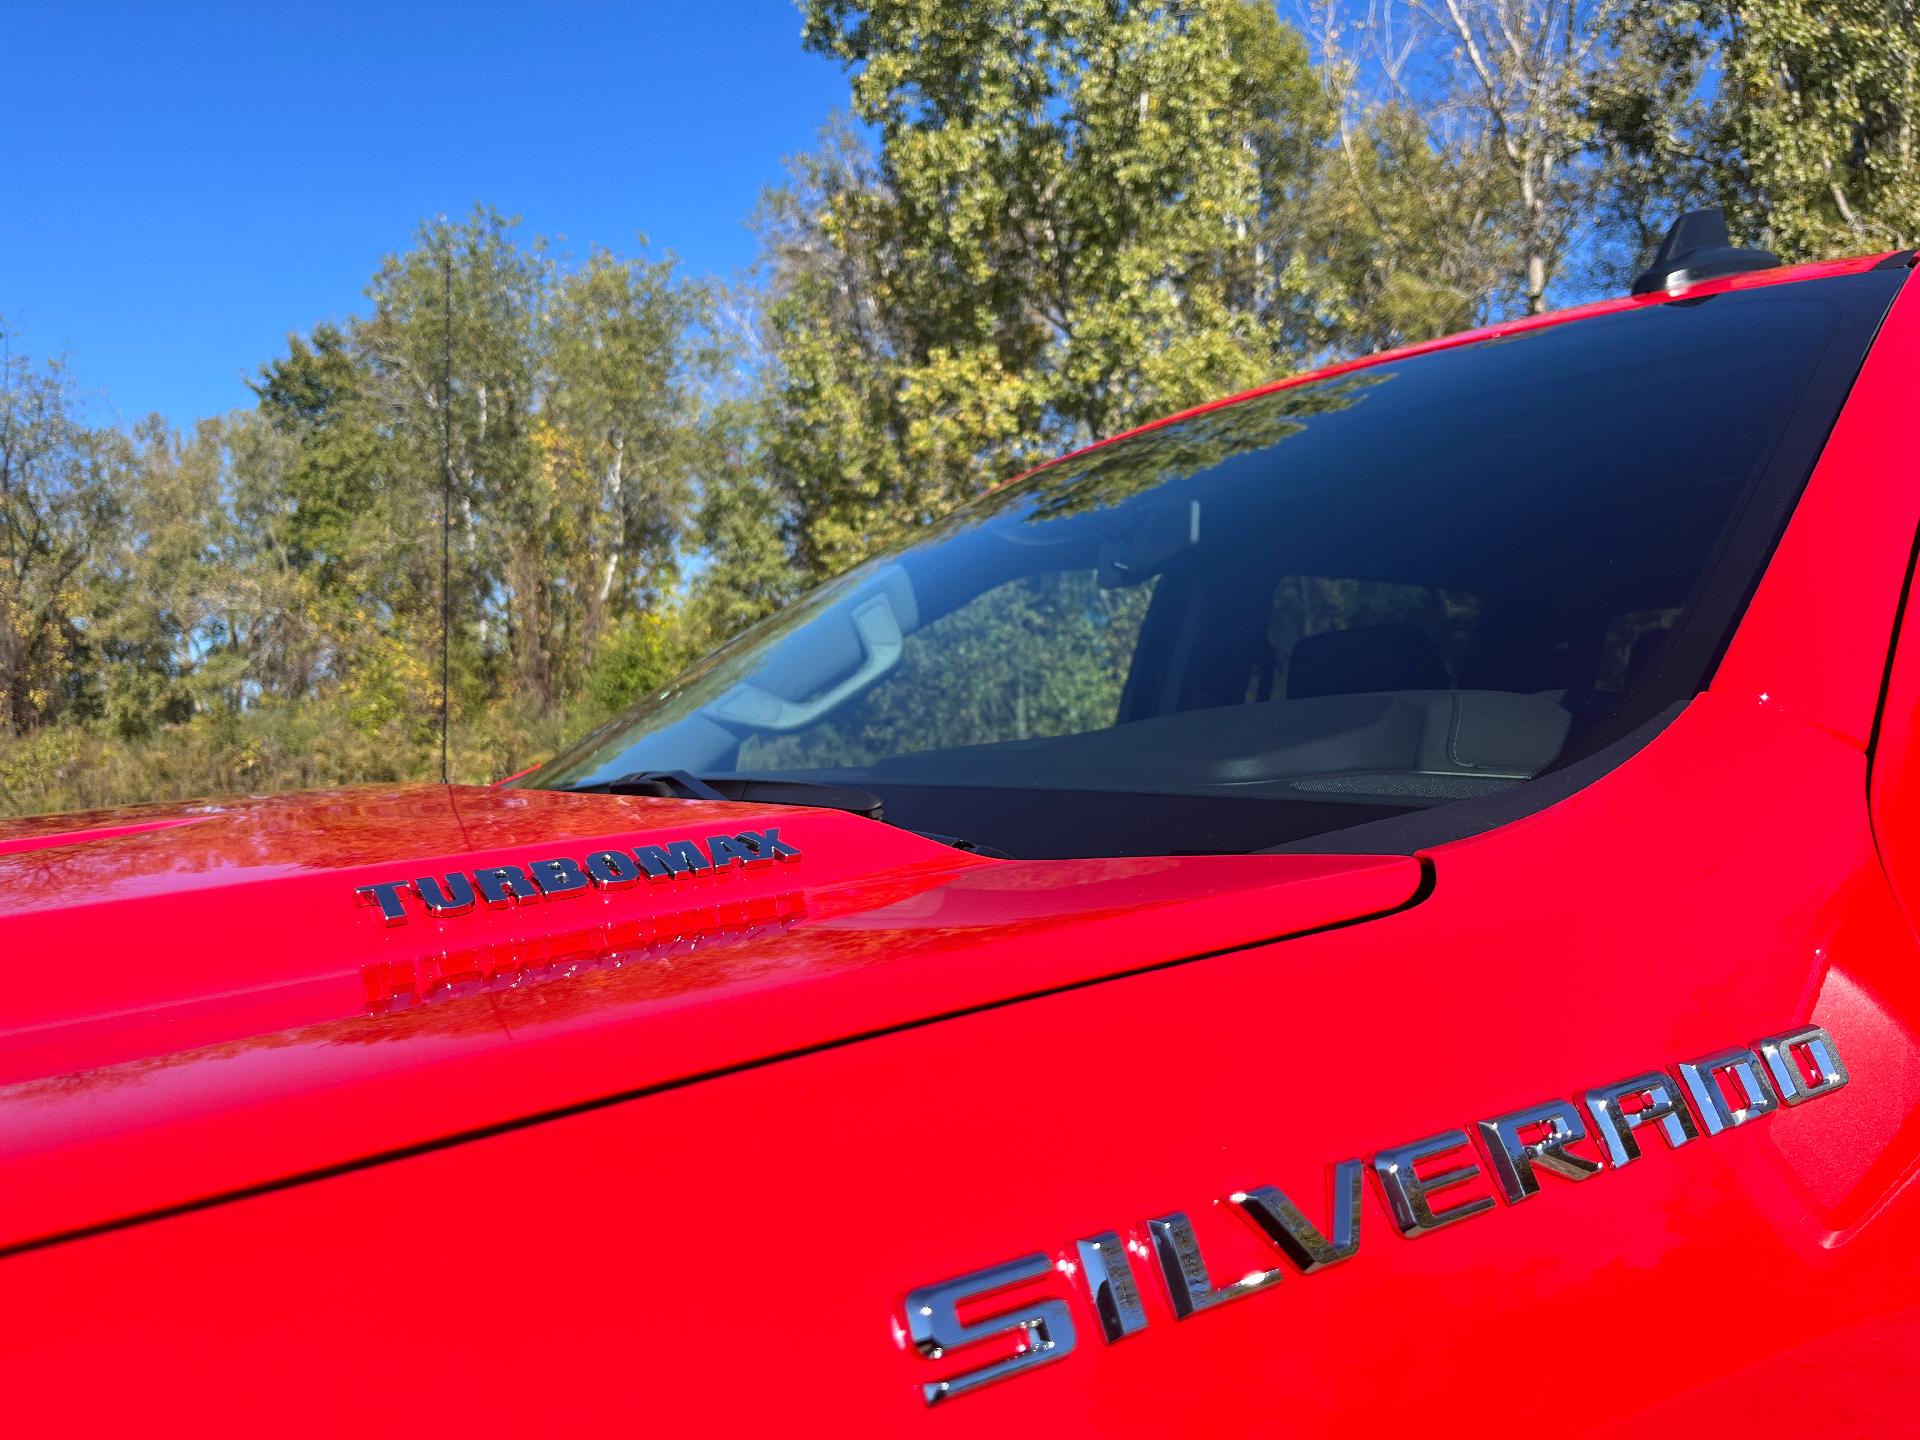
[{"left": 0, "top": 783, "right": 1420, "bottom": 1253}]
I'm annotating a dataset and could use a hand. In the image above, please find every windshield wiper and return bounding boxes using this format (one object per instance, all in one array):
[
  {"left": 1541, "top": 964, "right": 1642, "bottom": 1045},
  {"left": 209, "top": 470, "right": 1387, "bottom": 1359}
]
[{"left": 562, "top": 769, "right": 887, "bottom": 821}]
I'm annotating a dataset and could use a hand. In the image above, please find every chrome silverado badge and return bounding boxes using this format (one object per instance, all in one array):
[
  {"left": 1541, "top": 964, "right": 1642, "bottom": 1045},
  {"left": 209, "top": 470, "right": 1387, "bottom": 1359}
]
[
  {"left": 352, "top": 827, "right": 801, "bottom": 925},
  {"left": 901, "top": 1023, "right": 1849, "bottom": 1405}
]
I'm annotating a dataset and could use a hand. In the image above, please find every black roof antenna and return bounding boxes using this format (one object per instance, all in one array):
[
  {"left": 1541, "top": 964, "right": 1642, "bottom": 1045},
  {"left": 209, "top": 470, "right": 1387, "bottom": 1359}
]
[{"left": 1631, "top": 207, "right": 1779, "bottom": 295}]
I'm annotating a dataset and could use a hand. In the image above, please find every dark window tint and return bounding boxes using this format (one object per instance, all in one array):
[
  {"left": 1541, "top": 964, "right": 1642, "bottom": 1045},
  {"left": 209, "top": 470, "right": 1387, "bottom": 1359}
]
[{"left": 535, "top": 271, "right": 1901, "bottom": 858}]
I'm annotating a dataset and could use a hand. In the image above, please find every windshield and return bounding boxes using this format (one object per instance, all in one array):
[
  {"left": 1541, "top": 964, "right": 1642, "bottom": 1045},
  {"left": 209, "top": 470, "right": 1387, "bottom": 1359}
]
[{"left": 532, "top": 271, "right": 1900, "bottom": 858}]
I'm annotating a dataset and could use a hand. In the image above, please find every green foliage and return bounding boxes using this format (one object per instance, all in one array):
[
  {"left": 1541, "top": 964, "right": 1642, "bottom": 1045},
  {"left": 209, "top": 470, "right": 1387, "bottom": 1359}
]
[
  {"left": 741, "top": 570, "right": 1158, "bottom": 768},
  {"left": 1719, "top": 0, "right": 1920, "bottom": 255},
  {"left": 1592, "top": 0, "right": 1920, "bottom": 269},
  {"left": 1288, "top": 103, "right": 1514, "bottom": 348},
  {"left": 7, "top": 1, "right": 1920, "bottom": 817},
  {"left": 739, "top": 0, "right": 1335, "bottom": 605},
  {"left": 0, "top": 340, "right": 135, "bottom": 734},
  {"left": 0, "top": 209, "right": 727, "bottom": 812},
  {"left": 584, "top": 608, "right": 696, "bottom": 717},
  {"left": 0, "top": 694, "right": 583, "bottom": 818}
]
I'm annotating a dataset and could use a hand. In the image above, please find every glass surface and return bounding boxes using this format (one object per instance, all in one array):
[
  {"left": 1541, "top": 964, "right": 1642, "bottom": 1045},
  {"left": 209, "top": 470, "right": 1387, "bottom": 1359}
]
[{"left": 533, "top": 273, "right": 1896, "bottom": 857}]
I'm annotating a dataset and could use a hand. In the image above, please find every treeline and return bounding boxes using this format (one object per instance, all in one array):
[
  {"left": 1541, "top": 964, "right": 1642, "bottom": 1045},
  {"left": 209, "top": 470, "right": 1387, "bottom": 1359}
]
[{"left": 4, "top": 0, "right": 1916, "bottom": 816}]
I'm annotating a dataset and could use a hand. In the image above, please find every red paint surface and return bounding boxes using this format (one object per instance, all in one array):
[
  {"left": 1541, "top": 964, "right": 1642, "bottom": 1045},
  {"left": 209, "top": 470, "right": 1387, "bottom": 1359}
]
[
  {"left": 1715, "top": 260, "right": 1920, "bottom": 746},
  {"left": 0, "top": 784, "right": 1418, "bottom": 1252},
  {"left": 1, "top": 260, "right": 1916, "bottom": 1432}
]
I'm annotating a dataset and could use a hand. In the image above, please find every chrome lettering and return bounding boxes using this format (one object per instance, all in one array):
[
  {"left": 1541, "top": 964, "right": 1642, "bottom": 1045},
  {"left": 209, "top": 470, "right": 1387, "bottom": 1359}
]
[
  {"left": 706, "top": 834, "right": 754, "bottom": 869},
  {"left": 355, "top": 831, "right": 803, "bottom": 921},
  {"left": 902, "top": 1023, "right": 1854, "bottom": 1403},
  {"left": 354, "top": 880, "right": 411, "bottom": 926},
  {"left": 1230, "top": 1162, "right": 1363, "bottom": 1272},
  {"left": 1754, "top": 1024, "right": 1850, "bottom": 1105},
  {"left": 1677, "top": 1046, "right": 1777, "bottom": 1135},
  {"left": 1477, "top": 1100, "right": 1603, "bottom": 1204},
  {"left": 585, "top": 849, "right": 641, "bottom": 889},
  {"left": 1583, "top": 1071, "right": 1698, "bottom": 1167},
  {"left": 413, "top": 872, "right": 476, "bottom": 917},
  {"left": 1372, "top": 1129, "right": 1496, "bottom": 1237},
  {"left": 528, "top": 855, "right": 590, "bottom": 898},
  {"left": 1146, "top": 1211, "right": 1282, "bottom": 1318},
  {"left": 741, "top": 827, "right": 802, "bottom": 863},
  {"left": 1074, "top": 1233, "right": 1148, "bottom": 1343},
  {"left": 905, "top": 1255, "right": 1075, "bottom": 1406}
]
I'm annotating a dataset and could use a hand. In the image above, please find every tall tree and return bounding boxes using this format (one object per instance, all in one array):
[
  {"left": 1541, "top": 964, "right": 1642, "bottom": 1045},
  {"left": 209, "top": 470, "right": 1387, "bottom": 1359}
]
[
  {"left": 324, "top": 209, "right": 719, "bottom": 722},
  {"left": 356, "top": 209, "right": 547, "bottom": 710},
  {"left": 545, "top": 247, "right": 723, "bottom": 681},
  {"left": 731, "top": 0, "right": 1335, "bottom": 606},
  {"left": 0, "top": 331, "right": 131, "bottom": 734},
  {"left": 1594, "top": 0, "right": 1920, "bottom": 263},
  {"left": 1418, "top": 0, "right": 1609, "bottom": 314},
  {"left": 1301, "top": 0, "right": 1611, "bottom": 315}
]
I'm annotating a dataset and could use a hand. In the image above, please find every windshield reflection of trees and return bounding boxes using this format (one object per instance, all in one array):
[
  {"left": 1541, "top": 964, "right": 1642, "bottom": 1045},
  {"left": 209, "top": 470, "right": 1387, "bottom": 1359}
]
[
  {"left": 992, "top": 369, "right": 1391, "bottom": 524},
  {"left": 739, "top": 371, "right": 1393, "bottom": 768},
  {"left": 537, "top": 369, "right": 1390, "bottom": 781}
]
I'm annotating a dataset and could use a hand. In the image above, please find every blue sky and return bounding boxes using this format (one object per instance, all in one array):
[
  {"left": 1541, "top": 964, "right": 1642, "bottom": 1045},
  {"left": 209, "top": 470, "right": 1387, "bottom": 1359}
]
[{"left": 1, "top": 2, "right": 848, "bottom": 427}]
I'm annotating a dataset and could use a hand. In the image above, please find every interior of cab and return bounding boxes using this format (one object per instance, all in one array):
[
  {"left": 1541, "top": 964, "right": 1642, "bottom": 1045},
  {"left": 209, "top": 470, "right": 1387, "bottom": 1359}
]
[{"left": 728, "top": 536, "right": 1688, "bottom": 855}]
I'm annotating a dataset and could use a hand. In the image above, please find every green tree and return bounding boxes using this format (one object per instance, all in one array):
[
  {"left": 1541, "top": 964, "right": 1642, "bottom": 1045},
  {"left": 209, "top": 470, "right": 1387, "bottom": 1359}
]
[
  {"left": 355, "top": 208, "right": 547, "bottom": 715},
  {"left": 88, "top": 416, "right": 227, "bottom": 736},
  {"left": 1722, "top": 0, "right": 1920, "bottom": 254},
  {"left": 1420, "top": 0, "right": 1612, "bottom": 315},
  {"left": 1299, "top": 0, "right": 1616, "bottom": 317},
  {"left": 251, "top": 324, "right": 381, "bottom": 594},
  {"left": 726, "top": 0, "right": 1336, "bottom": 612},
  {"left": 0, "top": 331, "right": 133, "bottom": 734},
  {"left": 544, "top": 247, "right": 724, "bottom": 685},
  {"left": 1288, "top": 100, "right": 1515, "bottom": 349},
  {"left": 1593, "top": 0, "right": 1920, "bottom": 268}
]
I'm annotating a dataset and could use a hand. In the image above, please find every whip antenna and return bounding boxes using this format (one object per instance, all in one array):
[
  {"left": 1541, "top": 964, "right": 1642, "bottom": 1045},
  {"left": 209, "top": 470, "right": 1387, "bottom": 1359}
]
[
  {"left": 438, "top": 232, "right": 453, "bottom": 785},
  {"left": 2, "top": 325, "right": 13, "bottom": 576}
]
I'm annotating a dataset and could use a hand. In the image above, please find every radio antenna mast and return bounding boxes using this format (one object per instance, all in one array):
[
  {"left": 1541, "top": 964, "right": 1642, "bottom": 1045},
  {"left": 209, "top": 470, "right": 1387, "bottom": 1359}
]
[
  {"left": 2, "top": 325, "right": 14, "bottom": 577},
  {"left": 438, "top": 232, "right": 453, "bottom": 785}
]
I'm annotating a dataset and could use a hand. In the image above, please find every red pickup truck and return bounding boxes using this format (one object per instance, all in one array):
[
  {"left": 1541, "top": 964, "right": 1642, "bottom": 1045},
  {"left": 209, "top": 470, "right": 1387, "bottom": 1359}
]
[{"left": 3, "top": 215, "right": 1916, "bottom": 1433}]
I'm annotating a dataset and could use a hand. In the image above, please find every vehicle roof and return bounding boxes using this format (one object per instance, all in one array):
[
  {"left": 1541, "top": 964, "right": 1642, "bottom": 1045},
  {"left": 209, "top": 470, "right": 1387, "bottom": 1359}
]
[{"left": 1011, "top": 250, "right": 1908, "bottom": 488}]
